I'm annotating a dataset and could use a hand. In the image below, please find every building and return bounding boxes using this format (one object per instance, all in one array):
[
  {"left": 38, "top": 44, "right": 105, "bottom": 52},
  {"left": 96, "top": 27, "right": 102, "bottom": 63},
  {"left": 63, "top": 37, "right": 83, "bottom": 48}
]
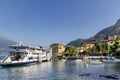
[
  {"left": 97, "top": 35, "right": 117, "bottom": 53},
  {"left": 99, "top": 35, "right": 117, "bottom": 47},
  {"left": 76, "top": 42, "right": 95, "bottom": 54},
  {"left": 107, "top": 35, "right": 117, "bottom": 41},
  {"left": 77, "top": 47, "right": 84, "bottom": 53},
  {"left": 50, "top": 43, "right": 65, "bottom": 56},
  {"left": 82, "top": 42, "right": 95, "bottom": 50}
]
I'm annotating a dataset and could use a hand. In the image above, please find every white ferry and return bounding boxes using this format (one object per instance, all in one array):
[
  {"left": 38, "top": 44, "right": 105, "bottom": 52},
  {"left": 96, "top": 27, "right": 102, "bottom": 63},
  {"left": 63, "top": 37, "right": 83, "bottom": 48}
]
[{"left": 0, "top": 44, "right": 52, "bottom": 67}]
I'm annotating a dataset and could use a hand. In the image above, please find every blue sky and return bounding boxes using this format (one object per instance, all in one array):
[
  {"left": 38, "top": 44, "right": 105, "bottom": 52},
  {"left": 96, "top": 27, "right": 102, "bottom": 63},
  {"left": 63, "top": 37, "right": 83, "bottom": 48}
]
[{"left": 0, "top": 0, "right": 120, "bottom": 47}]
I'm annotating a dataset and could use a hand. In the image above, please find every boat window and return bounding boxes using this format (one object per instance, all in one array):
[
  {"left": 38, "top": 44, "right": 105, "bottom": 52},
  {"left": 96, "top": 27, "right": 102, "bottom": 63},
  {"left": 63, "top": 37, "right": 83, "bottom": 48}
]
[
  {"left": 32, "top": 53, "right": 39, "bottom": 55},
  {"left": 36, "top": 49, "right": 41, "bottom": 51}
]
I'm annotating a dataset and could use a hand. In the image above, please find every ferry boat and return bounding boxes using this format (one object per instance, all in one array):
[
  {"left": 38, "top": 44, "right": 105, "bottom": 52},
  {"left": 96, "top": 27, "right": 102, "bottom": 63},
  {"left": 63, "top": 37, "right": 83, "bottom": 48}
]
[{"left": 0, "top": 43, "right": 52, "bottom": 67}]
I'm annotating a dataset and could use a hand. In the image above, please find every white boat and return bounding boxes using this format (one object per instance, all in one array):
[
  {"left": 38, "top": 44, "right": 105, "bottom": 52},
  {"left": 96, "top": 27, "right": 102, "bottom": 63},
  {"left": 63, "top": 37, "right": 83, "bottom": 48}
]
[
  {"left": 103, "top": 56, "right": 120, "bottom": 63},
  {"left": 0, "top": 43, "right": 52, "bottom": 67},
  {"left": 90, "top": 60, "right": 102, "bottom": 65}
]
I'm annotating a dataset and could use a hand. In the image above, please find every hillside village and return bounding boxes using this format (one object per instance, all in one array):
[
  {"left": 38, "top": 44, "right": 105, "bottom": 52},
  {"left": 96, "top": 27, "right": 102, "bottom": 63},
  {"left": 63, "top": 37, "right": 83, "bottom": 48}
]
[
  {"left": 49, "top": 19, "right": 120, "bottom": 59},
  {"left": 50, "top": 35, "right": 120, "bottom": 58}
]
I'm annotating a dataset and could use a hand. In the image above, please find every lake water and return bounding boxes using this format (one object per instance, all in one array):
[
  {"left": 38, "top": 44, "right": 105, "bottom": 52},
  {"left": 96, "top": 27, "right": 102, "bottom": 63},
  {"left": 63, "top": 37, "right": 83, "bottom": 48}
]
[
  {"left": 0, "top": 56, "right": 4, "bottom": 60},
  {"left": 0, "top": 59, "right": 120, "bottom": 80}
]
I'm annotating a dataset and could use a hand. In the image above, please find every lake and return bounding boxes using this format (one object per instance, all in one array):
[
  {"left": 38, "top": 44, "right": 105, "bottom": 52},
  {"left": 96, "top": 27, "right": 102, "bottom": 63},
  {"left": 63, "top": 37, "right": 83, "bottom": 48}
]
[
  {"left": 0, "top": 59, "right": 120, "bottom": 80},
  {"left": 0, "top": 56, "right": 4, "bottom": 60}
]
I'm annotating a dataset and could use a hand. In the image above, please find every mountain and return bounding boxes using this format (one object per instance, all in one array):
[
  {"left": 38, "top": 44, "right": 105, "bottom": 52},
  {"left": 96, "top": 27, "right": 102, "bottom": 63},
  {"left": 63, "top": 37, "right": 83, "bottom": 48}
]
[
  {"left": 93, "top": 19, "right": 120, "bottom": 40},
  {"left": 0, "top": 36, "right": 17, "bottom": 56},
  {"left": 67, "top": 19, "right": 120, "bottom": 46}
]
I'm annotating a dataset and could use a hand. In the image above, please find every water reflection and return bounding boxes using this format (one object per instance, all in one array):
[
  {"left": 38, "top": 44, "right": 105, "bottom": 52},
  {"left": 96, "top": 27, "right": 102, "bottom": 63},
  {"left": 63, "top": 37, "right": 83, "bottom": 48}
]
[{"left": 0, "top": 60, "right": 120, "bottom": 80}]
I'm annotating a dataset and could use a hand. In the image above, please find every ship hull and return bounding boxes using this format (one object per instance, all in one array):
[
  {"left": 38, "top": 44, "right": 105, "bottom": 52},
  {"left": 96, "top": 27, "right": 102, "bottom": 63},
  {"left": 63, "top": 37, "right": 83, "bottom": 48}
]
[{"left": 0, "top": 61, "right": 39, "bottom": 67}]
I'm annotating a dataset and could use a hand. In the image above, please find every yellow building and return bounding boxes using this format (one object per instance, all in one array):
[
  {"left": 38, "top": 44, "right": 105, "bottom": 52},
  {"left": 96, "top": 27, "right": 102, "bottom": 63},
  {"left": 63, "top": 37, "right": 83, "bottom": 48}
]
[{"left": 50, "top": 43, "right": 65, "bottom": 56}]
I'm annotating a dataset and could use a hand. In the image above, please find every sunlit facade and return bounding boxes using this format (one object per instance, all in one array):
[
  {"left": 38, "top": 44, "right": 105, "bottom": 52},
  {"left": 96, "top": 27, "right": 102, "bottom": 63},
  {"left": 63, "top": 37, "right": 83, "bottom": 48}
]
[{"left": 50, "top": 43, "right": 65, "bottom": 56}]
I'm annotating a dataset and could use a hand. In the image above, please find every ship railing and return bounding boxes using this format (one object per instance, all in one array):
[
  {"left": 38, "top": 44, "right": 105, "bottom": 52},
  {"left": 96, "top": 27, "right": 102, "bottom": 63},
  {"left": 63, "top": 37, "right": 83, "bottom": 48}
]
[
  {"left": 9, "top": 49, "right": 28, "bottom": 52},
  {"left": 1, "top": 54, "right": 11, "bottom": 63}
]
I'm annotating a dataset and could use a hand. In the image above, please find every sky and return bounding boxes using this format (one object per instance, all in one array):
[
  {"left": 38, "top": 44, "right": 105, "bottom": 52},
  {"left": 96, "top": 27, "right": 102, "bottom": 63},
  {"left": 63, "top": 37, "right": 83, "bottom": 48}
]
[{"left": 0, "top": 0, "right": 120, "bottom": 47}]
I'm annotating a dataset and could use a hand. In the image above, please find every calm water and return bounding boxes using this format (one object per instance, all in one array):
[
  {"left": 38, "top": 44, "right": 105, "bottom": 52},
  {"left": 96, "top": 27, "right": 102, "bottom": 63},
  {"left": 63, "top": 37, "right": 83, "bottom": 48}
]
[
  {"left": 0, "top": 59, "right": 120, "bottom": 80},
  {"left": 0, "top": 56, "right": 4, "bottom": 60}
]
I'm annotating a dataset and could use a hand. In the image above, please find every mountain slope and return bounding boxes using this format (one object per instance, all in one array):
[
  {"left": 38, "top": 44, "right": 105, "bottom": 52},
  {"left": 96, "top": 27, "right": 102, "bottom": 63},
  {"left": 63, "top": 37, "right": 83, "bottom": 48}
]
[
  {"left": 0, "top": 36, "right": 17, "bottom": 56},
  {"left": 67, "top": 19, "right": 120, "bottom": 46},
  {"left": 93, "top": 19, "right": 120, "bottom": 40}
]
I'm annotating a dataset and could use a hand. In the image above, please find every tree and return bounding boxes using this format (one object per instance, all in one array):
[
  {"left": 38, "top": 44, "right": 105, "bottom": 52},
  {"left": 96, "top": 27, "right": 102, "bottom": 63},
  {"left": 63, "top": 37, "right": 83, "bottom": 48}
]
[
  {"left": 65, "top": 46, "right": 76, "bottom": 56},
  {"left": 116, "top": 36, "right": 120, "bottom": 41},
  {"left": 82, "top": 50, "right": 89, "bottom": 55},
  {"left": 109, "top": 40, "right": 120, "bottom": 58},
  {"left": 95, "top": 43, "right": 102, "bottom": 55},
  {"left": 105, "top": 43, "right": 110, "bottom": 53},
  {"left": 110, "top": 40, "right": 120, "bottom": 55}
]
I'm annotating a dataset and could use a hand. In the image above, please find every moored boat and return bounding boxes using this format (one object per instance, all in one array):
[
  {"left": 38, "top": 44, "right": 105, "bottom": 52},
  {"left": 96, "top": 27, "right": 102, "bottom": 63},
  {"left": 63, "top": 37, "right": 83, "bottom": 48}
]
[
  {"left": 103, "top": 56, "right": 120, "bottom": 63},
  {"left": 0, "top": 43, "right": 52, "bottom": 67},
  {"left": 90, "top": 60, "right": 103, "bottom": 65}
]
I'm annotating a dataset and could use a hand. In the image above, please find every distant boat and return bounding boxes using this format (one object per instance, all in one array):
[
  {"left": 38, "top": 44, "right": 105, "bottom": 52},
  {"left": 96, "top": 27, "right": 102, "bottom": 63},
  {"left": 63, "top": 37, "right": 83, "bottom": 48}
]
[
  {"left": 0, "top": 43, "right": 52, "bottom": 67},
  {"left": 90, "top": 60, "right": 102, "bottom": 65},
  {"left": 103, "top": 56, "right": 120, "bottom": 63}
]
